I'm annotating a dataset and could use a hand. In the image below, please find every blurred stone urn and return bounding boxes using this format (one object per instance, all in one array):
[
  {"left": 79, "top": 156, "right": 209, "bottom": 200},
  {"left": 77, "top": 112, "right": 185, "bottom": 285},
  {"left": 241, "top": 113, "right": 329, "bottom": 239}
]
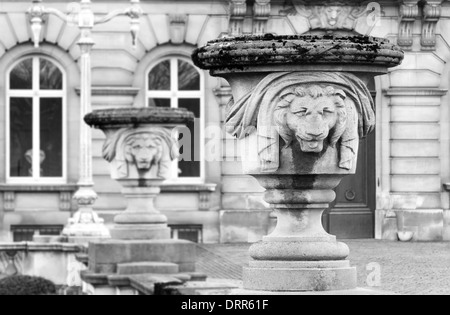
[
  {"left": 85, "top": 108, "right": 194, "bottom": 240},
  {"left": 194, "top": 35, "right": 403, "bottom": 292}
]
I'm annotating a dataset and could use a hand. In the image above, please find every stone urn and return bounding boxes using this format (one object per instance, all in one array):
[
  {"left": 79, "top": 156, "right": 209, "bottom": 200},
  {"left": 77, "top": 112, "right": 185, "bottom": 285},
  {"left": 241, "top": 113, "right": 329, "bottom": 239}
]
[
  {"left": 84, "top": 107, "right": 194, "bottom": 240},
  {"left": 193, "top": 35, "right": 403, "bottom": 292}
]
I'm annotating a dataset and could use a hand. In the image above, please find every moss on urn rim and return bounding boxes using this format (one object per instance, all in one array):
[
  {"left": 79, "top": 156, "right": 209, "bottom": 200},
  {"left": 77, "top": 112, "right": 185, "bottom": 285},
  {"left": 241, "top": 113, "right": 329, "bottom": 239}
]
[
  {"left": 84, "top": 107, "right": 194, "bottom": 128},
  {"left": 192, "top": 34, "right": 404, "bottom": 72}
]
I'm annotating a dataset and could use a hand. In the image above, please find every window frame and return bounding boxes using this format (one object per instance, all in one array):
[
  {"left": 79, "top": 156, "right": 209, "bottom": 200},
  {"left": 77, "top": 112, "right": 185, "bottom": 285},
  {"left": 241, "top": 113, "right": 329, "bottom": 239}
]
[
  {"left": 145, "top": 56, "right": 205, "bottom": 183},
  {"left": 6, "top": 55, "right": 67, "bottom": 184}
]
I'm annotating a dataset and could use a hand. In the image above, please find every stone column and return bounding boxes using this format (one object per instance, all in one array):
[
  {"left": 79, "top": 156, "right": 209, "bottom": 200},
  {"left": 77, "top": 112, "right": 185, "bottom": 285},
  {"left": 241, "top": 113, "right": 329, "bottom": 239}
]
[
  {"left": 84, "top": 108, "right": 194, "bottom": 240},
  {"left": 193, "top": 35, "right": 404, "bottom": 292},
  {"left": 63, "top": 0, "right": 110, "bottom": 242}
]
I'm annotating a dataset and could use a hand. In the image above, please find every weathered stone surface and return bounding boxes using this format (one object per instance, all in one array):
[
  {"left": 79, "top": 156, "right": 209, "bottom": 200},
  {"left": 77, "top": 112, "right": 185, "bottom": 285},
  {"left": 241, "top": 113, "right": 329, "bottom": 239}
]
[
  {"left": 110, "top": 225, "right": 171, "bottom": 240},
  {"left": 193, "top": 35, "right": 404, "bottom": 72},
  {"left": 243, "top": 264, "right": 357, "bottom": 292},
  {"left": 249, "top": 241, "right": 350, "bottom": 261},
  {"left": 85, "top": 107, "right": 194, "bottom": 128},
  {"left": 219, "top": 210, "right": 272, "bottom": 243},
  {"left": 117, "top": 262, "right": 179, "bottom": 275},
  {"left": 88, "top": 240, "right": 196, "bottom": 273}
]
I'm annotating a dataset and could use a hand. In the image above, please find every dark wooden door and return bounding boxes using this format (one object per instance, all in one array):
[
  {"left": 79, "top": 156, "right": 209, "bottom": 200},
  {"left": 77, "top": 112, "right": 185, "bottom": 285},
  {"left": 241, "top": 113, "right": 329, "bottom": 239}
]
[{"left": 322, "top": 131, "right": 376, "bottom": 239}]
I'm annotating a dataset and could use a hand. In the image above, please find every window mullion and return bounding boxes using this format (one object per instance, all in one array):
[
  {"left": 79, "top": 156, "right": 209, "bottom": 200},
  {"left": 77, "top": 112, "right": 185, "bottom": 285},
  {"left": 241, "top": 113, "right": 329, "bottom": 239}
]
[
  {"left": 33, "top": 58, "right": 40, "bottom": 180},
  {"left": 171, "top": 58, "right": 178, "bottom": 108},
  {"left": 32, "top": 96, "right": 40, "bottom": 180}
]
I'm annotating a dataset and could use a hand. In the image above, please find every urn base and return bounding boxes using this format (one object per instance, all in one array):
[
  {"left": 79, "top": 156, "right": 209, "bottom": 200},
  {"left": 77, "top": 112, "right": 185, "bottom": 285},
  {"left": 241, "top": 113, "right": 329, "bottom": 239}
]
[{"left": 243, "top": 260, "right": 357, "bottom": 292}]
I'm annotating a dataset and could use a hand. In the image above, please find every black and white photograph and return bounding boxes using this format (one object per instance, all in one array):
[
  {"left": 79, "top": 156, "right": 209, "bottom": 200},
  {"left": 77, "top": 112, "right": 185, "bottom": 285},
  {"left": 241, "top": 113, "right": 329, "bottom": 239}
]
[{"left": 0, "top": 0, "right": 449, "bottom": 299}]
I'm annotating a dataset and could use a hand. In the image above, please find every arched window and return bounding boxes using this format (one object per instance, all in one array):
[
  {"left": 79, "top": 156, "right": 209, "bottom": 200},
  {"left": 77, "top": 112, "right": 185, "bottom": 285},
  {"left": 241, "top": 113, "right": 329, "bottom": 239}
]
[
  {"left": 147, "top": 57, "right": 204, "bottom": 180},
  {"left": 7, "top": 56, "right": 66, "bottom": 183}
]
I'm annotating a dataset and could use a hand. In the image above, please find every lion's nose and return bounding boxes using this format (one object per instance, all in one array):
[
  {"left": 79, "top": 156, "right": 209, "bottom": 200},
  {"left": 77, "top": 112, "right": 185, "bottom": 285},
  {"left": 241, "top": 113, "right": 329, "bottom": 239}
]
[{"left": 307, "top": 131, "right": 323, "bottom": 137}]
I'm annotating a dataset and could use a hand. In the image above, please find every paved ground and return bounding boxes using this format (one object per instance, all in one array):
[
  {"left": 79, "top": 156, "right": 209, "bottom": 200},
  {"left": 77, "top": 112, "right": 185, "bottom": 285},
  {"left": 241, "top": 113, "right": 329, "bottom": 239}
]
[{"left": 196, "top": 240, "right": 450, "bottom": 295}]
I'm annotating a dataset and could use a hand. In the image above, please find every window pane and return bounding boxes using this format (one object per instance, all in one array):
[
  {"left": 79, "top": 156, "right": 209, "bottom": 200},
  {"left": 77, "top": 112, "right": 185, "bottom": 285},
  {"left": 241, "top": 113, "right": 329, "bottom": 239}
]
[
  {"left": 148, "top": 60, "right": 171, "bottom": 91},
  {"left": 10, "top": 59, "right": 33, "bottom": 90},
  {"left": 40, "top": 59, "right": 63, "bottom": 90},
  {"left": 149, "top": 98, "right": 171, "bottom": 108},
  {"left": 10, "top": 98, "right": 33, "bottom": 177},
  {"left": 40, "top": 98, "right": 63, "bottom": 177},
  {"left": 178, "top": 60, "right": 200, "bottom": 91},
  {"left": 178, "top": 99, "right": 201, "bottom": 178}
]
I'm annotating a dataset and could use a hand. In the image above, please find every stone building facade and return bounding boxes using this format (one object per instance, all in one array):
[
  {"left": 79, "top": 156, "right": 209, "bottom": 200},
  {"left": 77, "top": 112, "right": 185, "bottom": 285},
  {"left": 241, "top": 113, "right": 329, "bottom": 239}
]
[{"left": 0, "top": 0, "right": 449, "bottom": 243}]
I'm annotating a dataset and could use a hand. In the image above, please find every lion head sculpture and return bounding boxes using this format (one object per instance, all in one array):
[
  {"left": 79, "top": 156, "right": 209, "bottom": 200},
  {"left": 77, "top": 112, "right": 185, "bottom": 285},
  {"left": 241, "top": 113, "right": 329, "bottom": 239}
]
[
  {"left": 274, "top": 85, "right": 348, "bottom": 154},
  {"left": 124, "top": 134, "right": 164, "bottom": 171},
  {"left": 226, "top": 72, "right": 374, "bottom": 173},
  {"left": 102, "top": 127, "right": 179, "bottom": 180}
]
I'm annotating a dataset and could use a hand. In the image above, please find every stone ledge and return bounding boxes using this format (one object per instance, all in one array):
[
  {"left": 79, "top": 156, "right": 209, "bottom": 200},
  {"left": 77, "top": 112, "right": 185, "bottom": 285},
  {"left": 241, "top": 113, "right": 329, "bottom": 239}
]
[
  {"left": 0, "top": 242, "right": 85, "bottom": 253},
  {"left": 0, "top": 184, "right": 78, "bottom": 192},
  {"left": 383, "top": 88, "right": 448, "bottom": 96},
  {"left": 223, "top": 288, "right": 395, "bottom": 296},
  {"left": 75, "top": 86, "right": 140, "bottom": 96},
  {"left": 161, "top": 183, "right": 217, "bottom": 193}
]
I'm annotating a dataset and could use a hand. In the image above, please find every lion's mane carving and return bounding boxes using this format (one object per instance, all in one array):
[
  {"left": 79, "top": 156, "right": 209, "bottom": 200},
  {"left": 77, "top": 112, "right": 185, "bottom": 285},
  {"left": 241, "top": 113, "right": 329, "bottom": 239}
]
[
  {"left": 102, "top": 127, "right": 179, "bottom": 179},
  {"left": 226, "top": 72, "right": 375, "bottom": 173}
]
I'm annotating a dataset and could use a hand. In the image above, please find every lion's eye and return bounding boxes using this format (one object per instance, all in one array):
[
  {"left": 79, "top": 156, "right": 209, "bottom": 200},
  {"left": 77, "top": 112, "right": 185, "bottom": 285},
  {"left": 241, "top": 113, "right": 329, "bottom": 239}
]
[
  {"left": 323, "top": 107, "right": 335, "bottom": 113},
  {"left": 293, "top": 108, "right": 307, "bottom": 115}
]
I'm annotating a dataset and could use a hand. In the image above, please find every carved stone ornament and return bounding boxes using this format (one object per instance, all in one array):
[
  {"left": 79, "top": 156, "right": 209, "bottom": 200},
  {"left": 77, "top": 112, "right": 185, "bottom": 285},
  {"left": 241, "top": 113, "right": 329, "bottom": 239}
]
[
  {"left": 169, "top": 14, "right": 188, "bottom": 45},
  {"left": 0, "top": 251, "right": 23, "bottom": 277},
  {"left": 280, "top": 0, "right": 374, "bottom": 33},
  {"left": 102, "top": 127, "right": 179, "bottom": 180},
  {"left": 398, "top": 3, "right": 420, "bottom": 50},
  {"left": 84, "top": 107, "right": 193, "bottom": 181},
  {"left": 421, "top": 3, "right": 442, "bottom": 51},
  {"left": 226, "top": 72, "right": 375, "bottom": 173},
  {"left": 229, "top": 0, "right": 247, "bottom": 36}
]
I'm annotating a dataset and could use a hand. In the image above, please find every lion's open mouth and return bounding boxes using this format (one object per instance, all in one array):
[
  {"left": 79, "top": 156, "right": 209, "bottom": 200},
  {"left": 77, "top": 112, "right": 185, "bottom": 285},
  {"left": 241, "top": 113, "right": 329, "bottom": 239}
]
[{"left": 299, "top": 139, "right": 324, "bottom": 153}]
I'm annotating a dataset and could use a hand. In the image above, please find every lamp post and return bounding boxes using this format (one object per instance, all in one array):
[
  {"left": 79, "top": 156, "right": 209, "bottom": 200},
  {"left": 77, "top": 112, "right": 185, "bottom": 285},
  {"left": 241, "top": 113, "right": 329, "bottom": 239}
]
[{"left": 28, "top": 0, "right": 143, "bottom": 242}]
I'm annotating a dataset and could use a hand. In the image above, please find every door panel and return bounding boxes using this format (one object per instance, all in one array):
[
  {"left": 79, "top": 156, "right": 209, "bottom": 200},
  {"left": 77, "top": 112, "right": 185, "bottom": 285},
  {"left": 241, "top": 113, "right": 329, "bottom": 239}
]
[{"left": 322, "top": 131, "right": 376, "bottom": 239}]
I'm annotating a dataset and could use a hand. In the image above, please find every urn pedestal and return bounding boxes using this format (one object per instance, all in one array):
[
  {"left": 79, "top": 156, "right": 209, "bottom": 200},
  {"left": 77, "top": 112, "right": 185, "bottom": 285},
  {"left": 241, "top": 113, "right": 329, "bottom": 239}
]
[
  {"left": 85, "top": 107, "right": 193, "bottom": 241},
  {"left": 194, "top": 35, "right": 404, "bottom": 292},
  {"left": 110, "top": 179, "right": 171, "bottom": 240},
  {"left": 80, "top": 108, "right": 200, "bottom": 295}
]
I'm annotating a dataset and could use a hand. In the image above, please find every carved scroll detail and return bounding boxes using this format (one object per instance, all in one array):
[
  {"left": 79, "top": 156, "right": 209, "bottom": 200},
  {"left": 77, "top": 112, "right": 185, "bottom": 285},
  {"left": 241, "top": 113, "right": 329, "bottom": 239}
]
[
  {"left": 253, "top": 0, "right": 271, "bottom": 35},
  {"left": 421, "top": 3, "right": 441, "bottom": 51},
  {"left": 229, "top": 0, "right": 247, "bottom": 36},
  {"left": 398, "top": 3, "right": 420, "bottom": 50}
]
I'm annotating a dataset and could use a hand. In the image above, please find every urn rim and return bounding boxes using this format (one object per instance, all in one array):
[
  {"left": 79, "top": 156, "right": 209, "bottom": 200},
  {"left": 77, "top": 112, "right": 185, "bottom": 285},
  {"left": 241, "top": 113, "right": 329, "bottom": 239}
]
[
  {"left": 84, "top": 107, "right": 195, "bottom": 129},
  {"left": 192, "top": 34, "right": 404, "bottom": 74}
]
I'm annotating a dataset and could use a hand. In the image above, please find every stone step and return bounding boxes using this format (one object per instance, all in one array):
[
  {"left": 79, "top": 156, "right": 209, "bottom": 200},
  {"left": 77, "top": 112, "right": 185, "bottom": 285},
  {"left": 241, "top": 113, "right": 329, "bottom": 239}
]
[
  {"left": 117, "top": 262, "right": 180, "bottom": 275},
  {"left": 164, "top": 280, "right": 241, "bottom": 295}
]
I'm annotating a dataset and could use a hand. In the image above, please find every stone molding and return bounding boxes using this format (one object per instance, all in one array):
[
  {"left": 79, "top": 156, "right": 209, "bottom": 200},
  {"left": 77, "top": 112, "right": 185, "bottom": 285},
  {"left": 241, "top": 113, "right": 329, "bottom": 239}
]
[
  {"left": 383, "top": 88, "right": 448, "bottom": 96},
  {"left": 75, "top": 86, "right": 140, "bottom": 97},
  {"left": 161, "top": 183, "right": 217, "bottom": 211},
  {"left": 0, "top": 185, "right": 78, "bottom": 212}
]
